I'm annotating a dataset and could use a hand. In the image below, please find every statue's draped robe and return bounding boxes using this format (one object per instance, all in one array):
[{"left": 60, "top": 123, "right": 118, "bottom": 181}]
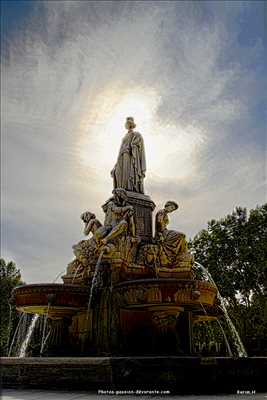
[
  {"left": 155, "top": 210, "right": 187, "bottom": 267},
  {"left": 112, "top": 131, "right": 146, "bottom": 193}
]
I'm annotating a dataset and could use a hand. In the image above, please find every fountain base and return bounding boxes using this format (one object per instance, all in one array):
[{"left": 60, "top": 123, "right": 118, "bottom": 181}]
[
  {"left": 12, "top": 280, "right": 222, "bottom": 357},
  {"left": 2, "top": 356, "right": 267, "bottom": 394}
]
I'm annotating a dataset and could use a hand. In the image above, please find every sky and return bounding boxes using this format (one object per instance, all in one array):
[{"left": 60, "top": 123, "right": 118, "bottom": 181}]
[{"left": 1, "top": 1, "right": 266, "bottom": 283}]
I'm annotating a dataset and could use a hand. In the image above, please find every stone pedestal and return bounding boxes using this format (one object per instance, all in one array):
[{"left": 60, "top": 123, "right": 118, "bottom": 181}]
[
  {"left": 3, "top": 356, "right": 267, "bottom": 393},
  {"left": 126, "top": 191, "right": 155, "bottom": 242}
]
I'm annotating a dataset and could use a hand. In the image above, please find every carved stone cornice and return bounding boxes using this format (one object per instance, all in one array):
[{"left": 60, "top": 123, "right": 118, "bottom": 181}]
[
  {"left": 125, "top": 191, "right": 156, "bottom": 210},
  {"left": 113, "top": 278, "right": 217, "bottom": 311}
]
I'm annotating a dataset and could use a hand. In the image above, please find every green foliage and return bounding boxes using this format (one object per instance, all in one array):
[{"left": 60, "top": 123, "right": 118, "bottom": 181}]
[
  {"left": 0, "top": 258, "right": 23, "bottom": 356},
  {"left": 190, "top": 204, "right": 267, "bottom": 303},
  {"left": 190, "top": 204, "right": 267, "bottom": 355}
]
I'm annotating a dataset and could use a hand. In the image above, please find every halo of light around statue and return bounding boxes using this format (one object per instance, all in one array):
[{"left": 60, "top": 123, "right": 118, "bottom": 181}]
[{"left": 78, "top": 88, "right": 205, "bottom": 182}]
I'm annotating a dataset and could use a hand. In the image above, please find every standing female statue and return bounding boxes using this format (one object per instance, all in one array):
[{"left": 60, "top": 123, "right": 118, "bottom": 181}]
[{"left": 111, "top": 117, "right": 146, "bottom": 193}]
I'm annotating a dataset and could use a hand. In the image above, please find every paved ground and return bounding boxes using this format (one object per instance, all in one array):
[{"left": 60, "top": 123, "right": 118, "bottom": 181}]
[{"left": 2, "top": 389, "right": 267, "bottom": 400}]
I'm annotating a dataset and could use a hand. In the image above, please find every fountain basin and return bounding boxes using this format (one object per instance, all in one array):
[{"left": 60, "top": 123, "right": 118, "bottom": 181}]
[
  {"left": 113, "top": 278, "right": 217, "bottom": 311},
  {"left": 12, "top": 284, "right": 89, "bottom": 319}
]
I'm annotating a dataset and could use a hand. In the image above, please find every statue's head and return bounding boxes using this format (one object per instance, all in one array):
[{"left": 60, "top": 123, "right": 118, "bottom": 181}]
[
  {"left": 164, "top": 201, "right": 179, "bottom": 213},
  {"left": 112, "top": 187, "right": 128, "bottom": 202},
  {"left": 125, "top": 116, "right": 136, "bottom": 131},
  {"left": 81, "top": 211, "right": 95, "bottom": 223}
]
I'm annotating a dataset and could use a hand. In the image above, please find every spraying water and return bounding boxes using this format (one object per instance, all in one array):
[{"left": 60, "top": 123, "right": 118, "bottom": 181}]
[
  {"left": 52, "top": 270, "right": 65, "bottom": 283},
  {"left": 72, "top": 265, "right": 83, "bottom": 284},
  {"left": 194, "top": 261, "right": 247, "bottom": 357},
  {"left": 8, "top": 313, "right": 26, "bottom": 356},
  {"left": 216, "top": 319, "right": 233, "bottom": 357},
  {"left": 9, "top": 269, "right": 73, "bottom": 358},
  {"left": 198, "top": 302, "right": 233, "bottom": 356},
  {"left": 87, "top": 249, "right": 105, "bottom": 314},
  {"left": 6, "top": 304, "right": 13, "bottom": 353},
  {"left": 19, "top": 314, "right": 39, "bottom": 357},
  {"left": 40, "top": 303, "right": 51, "bottom": 355}
]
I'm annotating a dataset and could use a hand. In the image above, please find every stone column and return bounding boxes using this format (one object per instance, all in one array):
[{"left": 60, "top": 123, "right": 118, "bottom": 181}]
[
  {"left": 149, "top": 306, "right": 184, "bottom": 355},
  {"left": 176, "top": 311, "right": 193, "bottom": 355}
]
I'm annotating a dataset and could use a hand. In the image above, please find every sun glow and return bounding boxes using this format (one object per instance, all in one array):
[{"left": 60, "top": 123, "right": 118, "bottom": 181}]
[{"left": 77, "top": 86, "right": 205, "bottom": 186}]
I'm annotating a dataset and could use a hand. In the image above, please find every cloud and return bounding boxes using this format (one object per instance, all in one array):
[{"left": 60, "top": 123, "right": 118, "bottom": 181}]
[{"left": 1, "top": 1, "right": 266, "bottom": 282}]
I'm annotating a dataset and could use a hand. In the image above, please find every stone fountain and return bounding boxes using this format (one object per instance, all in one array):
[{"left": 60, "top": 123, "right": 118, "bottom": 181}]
[{"left": 3, "top": 117, "right": 266, "bottom": 393}]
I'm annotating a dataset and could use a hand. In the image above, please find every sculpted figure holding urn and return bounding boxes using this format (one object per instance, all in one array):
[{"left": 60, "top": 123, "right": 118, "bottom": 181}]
[{"left": 111, "top": 117, "right": 146, "bottom": 194}]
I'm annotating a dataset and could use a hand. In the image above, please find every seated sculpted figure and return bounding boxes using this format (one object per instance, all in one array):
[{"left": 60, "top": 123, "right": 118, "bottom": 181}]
[
  {"left": 81, "top": 211, "right": 102, "bottom": 237},
  {"left": 70, "top": 189, "right": 135, "bottom": 266},
  {"left": 65, "top": 212, "right": 103, "bottom": 280},
  {"left": 154, "top": 201, "right": 188, "bottom": 268},
  {"left": 72, "top": 212, "right": 103, "bottom": 266},
  {"left": 100, "top": 188, "right": 136, "bottom": 248}
]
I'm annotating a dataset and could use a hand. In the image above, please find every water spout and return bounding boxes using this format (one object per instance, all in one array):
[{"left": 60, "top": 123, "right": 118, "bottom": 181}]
[
  {"left": 8, "top": 312, "right": 26, "bottom": 357},
  {"left": 72, "top": 265, "right": 83, "bottom": 284},
  {"left": 87, "top": 249, "right": 105, "bottom": 313},
  {"left": 40, "top": 303, "right": 51, "bottom": 355},
  {"left": 216, "top": 319, "right": 233, "bottom": 357},
  {"left": 52, "top": 270, "right": 65, "bottom": 283},
  {"left": 6, "top": 304, "right": 13, "bottom": 354},
  {"left": 200, "top": 302, "right": 207, "bottom": 315},
  {"left": 19, "top": 314, "right": 39, "bottom": 357},
  {"left": 194, "top": 261, "right": 247, "bottom": 357}
]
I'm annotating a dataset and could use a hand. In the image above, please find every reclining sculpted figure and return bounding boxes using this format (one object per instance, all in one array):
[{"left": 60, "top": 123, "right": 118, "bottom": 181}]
[{"left": 72, "top": 188, "right": 135, "bottom": 263}]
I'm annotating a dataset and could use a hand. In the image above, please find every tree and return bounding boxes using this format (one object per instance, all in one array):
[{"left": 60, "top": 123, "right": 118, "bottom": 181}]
[
  {"left": 0, "top": 258, "right": 23, "bottom": 356},
  {"left": 190, "top": 204, "right": 267, "bottom": 355}
]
